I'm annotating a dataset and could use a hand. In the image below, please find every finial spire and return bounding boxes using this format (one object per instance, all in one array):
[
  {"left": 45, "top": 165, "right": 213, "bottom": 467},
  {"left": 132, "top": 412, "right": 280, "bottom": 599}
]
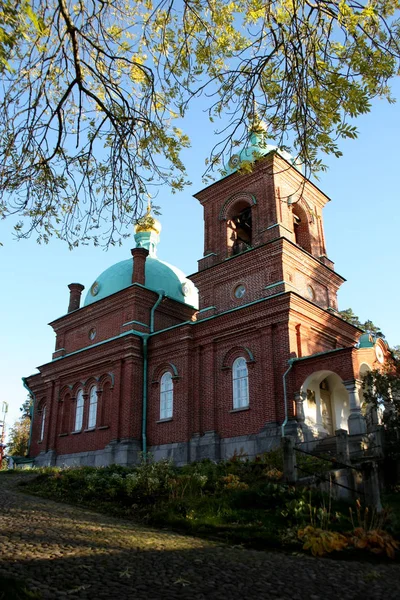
[
  {"left": 249, "top": 100, "right": 267, "bottom": 136},
  {"left": 134, "top": 201, "right": 161, "bottom": 257}
]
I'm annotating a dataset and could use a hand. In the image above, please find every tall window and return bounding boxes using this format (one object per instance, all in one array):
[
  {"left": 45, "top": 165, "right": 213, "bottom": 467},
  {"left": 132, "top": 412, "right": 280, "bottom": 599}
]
[
  {"left": 232, "top": 357, "right": 249, "bottom": 409},
  {"left": 39, "top": 405, "right": 46, "bottom": 442},
  {"left": 88, "top": 386, "right": 98, "bottom": 429},
  {"left": 74, "top": 390, "right": 84, "bottom": 431},
  {"left": 160, "top": 372, "right": 173, "bottom": 420}
]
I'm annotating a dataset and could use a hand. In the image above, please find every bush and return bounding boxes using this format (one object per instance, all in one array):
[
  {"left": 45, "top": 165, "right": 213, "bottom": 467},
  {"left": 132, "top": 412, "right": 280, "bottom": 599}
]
[
  {"left": 124, "top": 457, "right": 175, "bottom": 501},
  {"left": 21, "top": 454, "right": 399, "bottom": 558},
  {"left": 168, "top": 472, "right": 208, "bottom": 499},
  {"left": 298, "top": 526, "right": 348, "bottom": 557}
]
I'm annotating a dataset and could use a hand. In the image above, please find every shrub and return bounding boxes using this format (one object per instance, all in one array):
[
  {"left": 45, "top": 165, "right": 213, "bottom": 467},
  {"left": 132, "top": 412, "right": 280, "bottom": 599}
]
[
  {"left": 264, "top": 468, "right": 283, "bottom": 481},
  {"left": 168, "top": 472, "right": 208, "bottom": 500},
  {"left": 298, "top": 526, "right": 348, "bottom": 556},
  {"left": 123, "top": 457, "right": 175, "bottom": 502},
  {"left": 220, "top": 473, "right": 249, "bottom": 491},
  {"left": 347, "top": 499, "right": 399, "bottom": 558},
  {"left": 348, "top": 527, "right": 399, "bottom": 558},
  {"left": 255, "top": 448, "right": 284, "bottom": 471}
]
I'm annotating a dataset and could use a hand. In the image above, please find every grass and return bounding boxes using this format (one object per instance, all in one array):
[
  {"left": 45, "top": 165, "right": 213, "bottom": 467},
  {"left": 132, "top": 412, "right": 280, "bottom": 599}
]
[
  {"left": 5, "top": 457, "right": 347, "bottom": 552},
  {"left": 4, "top": 453, "right": 400, "bottom": 560}
]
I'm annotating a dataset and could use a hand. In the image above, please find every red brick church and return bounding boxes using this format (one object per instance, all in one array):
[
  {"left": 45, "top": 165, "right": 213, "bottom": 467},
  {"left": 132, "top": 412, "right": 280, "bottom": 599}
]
[{"left": 25, "top": 128, "right": 388, "bottom": 467}]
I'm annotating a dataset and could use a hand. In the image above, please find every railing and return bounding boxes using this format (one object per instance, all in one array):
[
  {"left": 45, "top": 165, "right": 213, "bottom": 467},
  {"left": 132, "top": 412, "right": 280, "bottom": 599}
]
[{"left": 282, "top": 432, "right": 383, "bottom": 510}]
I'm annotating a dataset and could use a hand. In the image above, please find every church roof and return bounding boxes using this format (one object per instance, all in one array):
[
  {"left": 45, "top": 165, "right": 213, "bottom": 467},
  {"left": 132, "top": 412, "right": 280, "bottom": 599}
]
[{"left": 84, "top": 256, "right": 198, "bottom": 309}]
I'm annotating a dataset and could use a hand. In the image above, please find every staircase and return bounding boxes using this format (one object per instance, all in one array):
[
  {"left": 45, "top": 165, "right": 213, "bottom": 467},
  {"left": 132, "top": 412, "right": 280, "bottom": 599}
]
[{"left": 312, "top": 436, "right": 337, "bottom": 459}]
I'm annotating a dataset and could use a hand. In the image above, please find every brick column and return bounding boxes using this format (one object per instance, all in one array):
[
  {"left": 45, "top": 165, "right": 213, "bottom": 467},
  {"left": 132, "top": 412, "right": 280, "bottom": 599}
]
[
  {"left": 110, "top": 360, "right": 123, "bottom": 441},
  {"left": 68, "top": 283, "right": 85, "bottom": 312},
  {"left": 131, "top": 247, "right": 149, "bottom": 285},
  {"left": 43, "top": 381, "right": 54, "bottom": 451},
  {"left": 49, "top": 380, "right": 60, "bottom": 451}
]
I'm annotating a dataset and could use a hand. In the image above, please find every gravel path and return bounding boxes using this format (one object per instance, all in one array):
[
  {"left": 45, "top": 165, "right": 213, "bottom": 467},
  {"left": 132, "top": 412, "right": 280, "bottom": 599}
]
[{"left": 1, "top": 474, "right": 400, "bottom": 600}]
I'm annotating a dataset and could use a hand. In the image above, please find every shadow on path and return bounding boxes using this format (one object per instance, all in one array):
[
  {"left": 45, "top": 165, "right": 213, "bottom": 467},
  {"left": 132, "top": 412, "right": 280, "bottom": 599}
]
[{"left": 1, "top": 474, "right": 400, "bottom": 600}]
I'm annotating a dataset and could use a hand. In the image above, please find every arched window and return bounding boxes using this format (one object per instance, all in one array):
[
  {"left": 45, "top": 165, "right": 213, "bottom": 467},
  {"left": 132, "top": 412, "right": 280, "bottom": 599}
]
[
  {"left": 88, "top": 386, "right": 98, "bottom": 429},
  {"left": 160, "top": 372, "right": 173, "bottom": 420},
  {"left": 232, "top": 357, "right": 249, "bottom": 409},
  {"left": 74, "top": 389, "right": 84, "bottom": 431},
  {"left": 39, "top": 405, "right": 46, "bottom": 442}
]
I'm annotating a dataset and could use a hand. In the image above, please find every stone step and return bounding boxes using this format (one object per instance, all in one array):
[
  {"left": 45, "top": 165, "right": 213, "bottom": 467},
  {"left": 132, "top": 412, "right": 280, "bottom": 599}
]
[{"left": 313, "top": 437, "right": 337, "bottom": 457}]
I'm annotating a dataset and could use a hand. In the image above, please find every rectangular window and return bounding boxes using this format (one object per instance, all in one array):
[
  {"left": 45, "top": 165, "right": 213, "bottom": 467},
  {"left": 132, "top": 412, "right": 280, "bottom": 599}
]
[
  {"left": 75, "top": 391, "right": 84, "bottom": 431},
  {"left": 160, "top": 372, "right": 173, "bottom": 420},
  {"left": 88, "top": 387, "right": 98, "bottom": 429},
  {"left": 161, "top": 389, "right": 173, "bottom": 420},
  {"left": 232, "top": 357, "right": 249, "bottom": 409}
]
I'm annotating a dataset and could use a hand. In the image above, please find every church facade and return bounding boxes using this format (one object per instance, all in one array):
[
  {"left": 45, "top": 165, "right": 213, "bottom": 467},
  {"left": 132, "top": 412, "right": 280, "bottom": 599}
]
[{"left": 25, "top": 134, "right": 388, "bottom": 467}]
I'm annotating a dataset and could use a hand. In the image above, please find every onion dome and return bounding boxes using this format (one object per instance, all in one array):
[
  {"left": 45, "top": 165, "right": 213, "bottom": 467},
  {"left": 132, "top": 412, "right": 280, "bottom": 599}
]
[
  {"left": 84, "top": 206, "right": 198, "bottom": 309},
  {"left": 224, "top": 119, "right": 302, "bottom": 175}
]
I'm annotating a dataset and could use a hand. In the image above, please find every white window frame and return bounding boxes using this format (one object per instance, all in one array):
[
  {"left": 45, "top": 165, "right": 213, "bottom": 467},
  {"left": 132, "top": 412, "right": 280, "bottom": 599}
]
[
  {"left": 160, "top": 372, "right": 173, "bottom": 420},
  {"left": 232, "top": 357, "right": 249, "bottom": 409},
  {"left": 74, "top": 389, "right": 84, "bottom": 431},
  {"left": 39, "top": 405, "right": 46, "bottom": 442},
  {"left": 88, "top": 386, "right": 98, "bottom": 429}
]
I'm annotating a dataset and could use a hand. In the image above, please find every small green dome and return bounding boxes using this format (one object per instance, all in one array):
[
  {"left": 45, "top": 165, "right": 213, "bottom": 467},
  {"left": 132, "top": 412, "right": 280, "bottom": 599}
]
[
  {"left": 358, "top": 333, "right": 374, "bottom": 348},
  {"left": 84, "top": 256, "right": 198, "bottom": 309},
  {"left": 224, "top": 131, "right": 302, "bottom": 175}
]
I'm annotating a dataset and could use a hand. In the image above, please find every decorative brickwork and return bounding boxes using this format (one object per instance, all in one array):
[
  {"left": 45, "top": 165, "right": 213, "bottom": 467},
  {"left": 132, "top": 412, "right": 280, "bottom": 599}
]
[{"left": 25, "top": 151, "right": 384, "bottom": 467}]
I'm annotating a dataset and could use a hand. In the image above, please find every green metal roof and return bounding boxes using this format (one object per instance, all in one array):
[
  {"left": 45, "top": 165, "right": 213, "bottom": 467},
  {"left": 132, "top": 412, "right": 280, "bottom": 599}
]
[
  {"left": 358, "top": 333, "right": 374, "bottom": 348},
  {"left": 84, "top": 256, "right": 198, "bottom": 309},
  {"left": 224, "top": 131, "right": 302, "bottom": 175}
]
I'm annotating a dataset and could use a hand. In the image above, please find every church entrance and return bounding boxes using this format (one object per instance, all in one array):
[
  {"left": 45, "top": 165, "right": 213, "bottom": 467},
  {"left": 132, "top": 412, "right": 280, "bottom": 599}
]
[{"left": 300, "top": 370, "right": 350, "bottom": 437}]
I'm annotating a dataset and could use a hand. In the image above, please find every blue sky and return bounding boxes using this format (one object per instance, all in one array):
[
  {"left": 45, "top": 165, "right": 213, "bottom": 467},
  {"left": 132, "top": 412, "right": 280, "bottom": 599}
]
[{"left": 1, "top": 80, "right": 400, "bottom": 435}]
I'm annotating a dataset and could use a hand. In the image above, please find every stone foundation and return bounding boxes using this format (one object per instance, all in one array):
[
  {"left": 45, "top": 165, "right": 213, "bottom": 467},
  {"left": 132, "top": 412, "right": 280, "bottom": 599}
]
[
  {"left": 34, "top": 438, "right": 142, "bottom": 468},
  {"left": 33, "top": 425, "right": 282, "bottom": 467}
]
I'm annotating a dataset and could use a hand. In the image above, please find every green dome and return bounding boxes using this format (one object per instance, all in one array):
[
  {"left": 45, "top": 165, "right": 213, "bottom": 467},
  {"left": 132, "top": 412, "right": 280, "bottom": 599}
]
[
  {"left": 358, "top": 333, "right": 374, "bottom": 348},
  {"left": 84, "top": 256, "right": 198, "bottom": 309},
  {"left": 224, "top": 131, "right": 302, "bottom": 175}
]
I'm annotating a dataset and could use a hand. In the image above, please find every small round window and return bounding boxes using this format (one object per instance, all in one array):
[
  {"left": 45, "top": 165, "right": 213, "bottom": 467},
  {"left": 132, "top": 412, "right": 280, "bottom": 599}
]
[
  {"left": 229, "top": 154, "right": 240, "bottom": 169},
  {"left": 234, "top": 284, "right": 246, "bottom": 299},
  {"left": 90, "top": 281, "right": 100, "bottom": 296},
  {"left": 91, "top": 281, "right": 100, "bottom": 296},
  {"left": 89, "top": 328, "right": 96, "bottom": 341},
  {"left": 181, "top": 282, "right": 191, "bottom": 297}
]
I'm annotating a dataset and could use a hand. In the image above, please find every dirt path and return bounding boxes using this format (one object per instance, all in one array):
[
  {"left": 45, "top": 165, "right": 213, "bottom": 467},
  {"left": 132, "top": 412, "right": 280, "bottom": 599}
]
[{"left": 1, "top": 473, "right": 400, "bottom": 600}]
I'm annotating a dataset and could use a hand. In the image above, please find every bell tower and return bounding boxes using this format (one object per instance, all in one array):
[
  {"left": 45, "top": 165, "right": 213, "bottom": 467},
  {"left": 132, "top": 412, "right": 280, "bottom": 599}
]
[{"left": 190, "top": 141, "right": 345, "bottom": 316}]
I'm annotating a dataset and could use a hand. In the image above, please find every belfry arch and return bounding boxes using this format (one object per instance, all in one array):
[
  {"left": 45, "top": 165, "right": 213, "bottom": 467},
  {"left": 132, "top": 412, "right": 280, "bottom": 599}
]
[
  {"left": 227, "top": 201, "right": 252, "bottom": 255},
  {"left": 219, "top": 192, "right": 256, "bottom": 257},
  {"left": 292, "top": 202, "right": 312, "bottom": 253}
]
